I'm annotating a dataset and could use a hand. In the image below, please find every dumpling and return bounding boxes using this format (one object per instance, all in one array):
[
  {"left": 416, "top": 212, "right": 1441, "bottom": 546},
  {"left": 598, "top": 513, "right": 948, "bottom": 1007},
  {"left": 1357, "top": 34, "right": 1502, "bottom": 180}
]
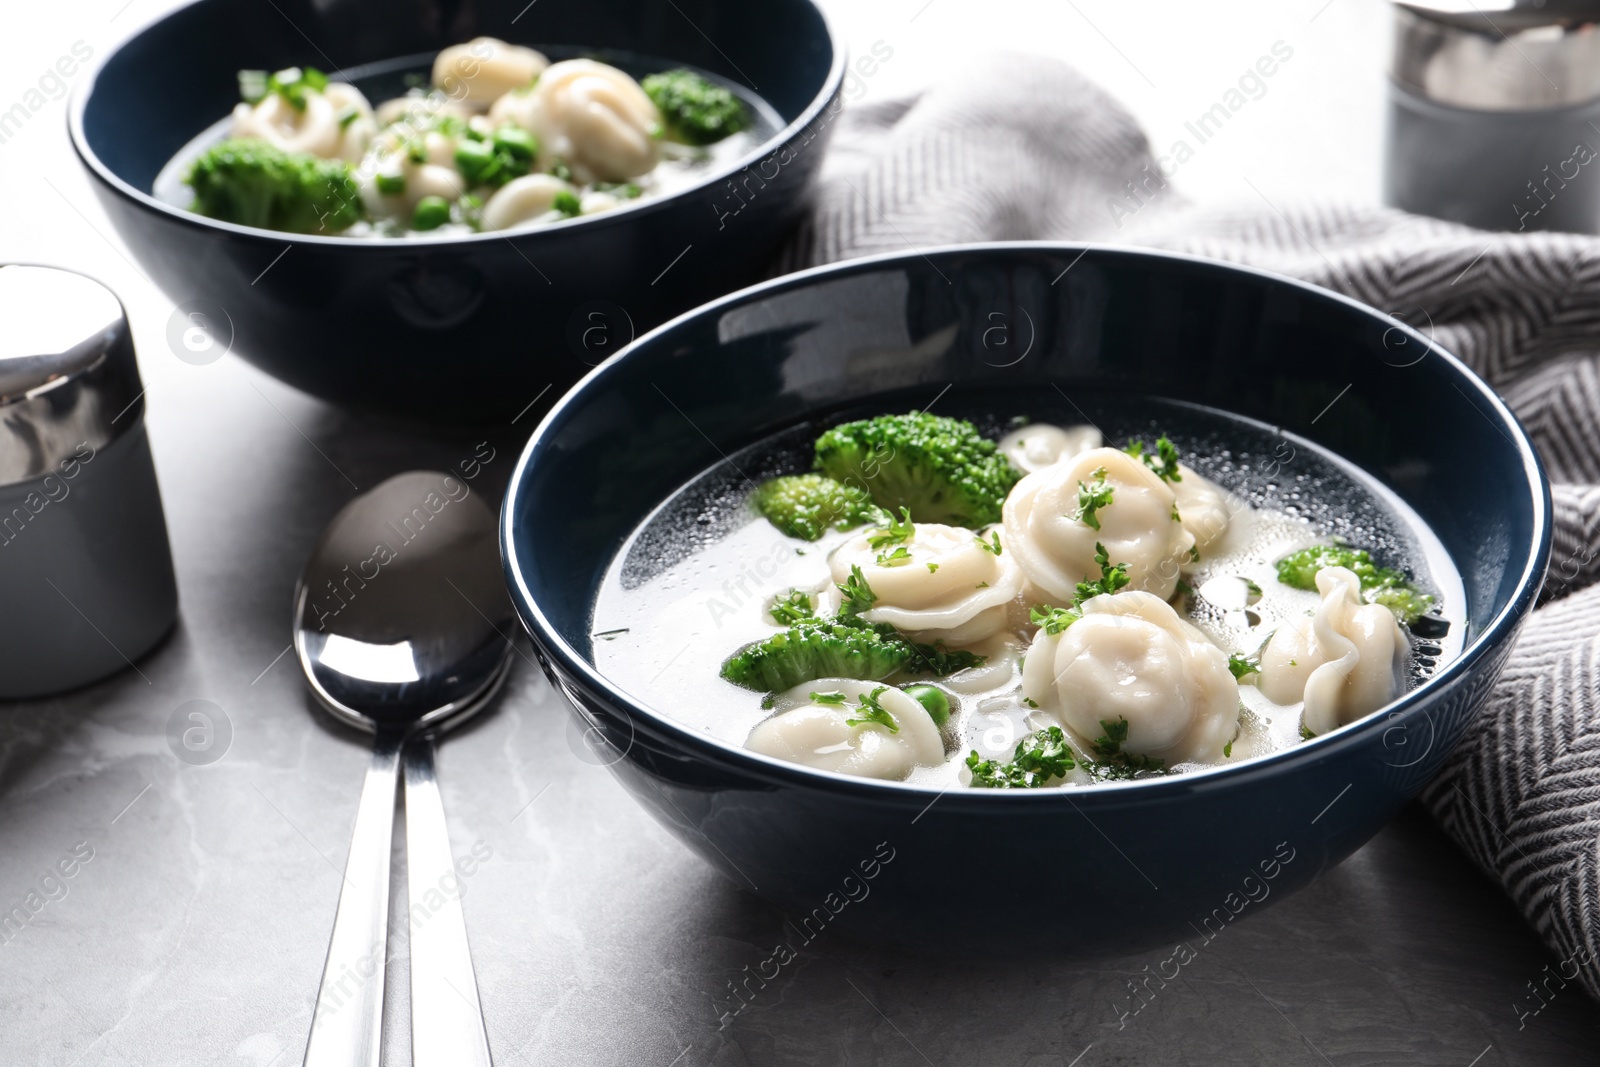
[
  {"left": 1171, "top": 464, "right": 1233, "bottom": 553},
  {"left": 357, "top": 160, "right": 467, "bottom": 219},
  {"left": 374, "top": 93, "right": 475, "bottom": 130},
  {"left": 489, "top": 59, "right": 660, "bottom": 183},
  {"left": 1003, "top": 447, "right": 1196, "bottom": 603},
  {"left": 1258, "top": 565, "right": 1406, "bottom": 735},
  {"left": 432, "top": 37, "right": 549, "bottom": 107},
  {"left": 827, "top": 522, "right": 1022, "bottom": 645},
  {"left": 998, "top": 423, "right": 1102, "bottom": 474},
  {"left": 232, "top": 82, "right": 375, "bottom": 162},
  {"left": 481, "top": 174, "right": 576, "bottom": 230},
  {"left": 747, "top": 681, "right": 944, "bottom": 780},
  {"left": 1021, "top": 591, "right": 1238, "bottom": 764}
]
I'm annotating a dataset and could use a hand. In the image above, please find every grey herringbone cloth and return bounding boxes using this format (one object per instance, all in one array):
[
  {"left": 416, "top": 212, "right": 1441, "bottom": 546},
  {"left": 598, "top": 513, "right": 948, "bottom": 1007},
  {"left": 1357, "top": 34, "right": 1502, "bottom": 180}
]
[{"left": 790, "top": 53, "right": 1600, "bottom": 997}]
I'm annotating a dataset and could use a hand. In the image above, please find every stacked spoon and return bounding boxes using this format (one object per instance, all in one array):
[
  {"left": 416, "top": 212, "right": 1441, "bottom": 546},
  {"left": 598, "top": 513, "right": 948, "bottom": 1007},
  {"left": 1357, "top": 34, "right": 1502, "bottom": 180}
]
[{"left": 293, "top": 471, "right": 514, "bottom": 1067}]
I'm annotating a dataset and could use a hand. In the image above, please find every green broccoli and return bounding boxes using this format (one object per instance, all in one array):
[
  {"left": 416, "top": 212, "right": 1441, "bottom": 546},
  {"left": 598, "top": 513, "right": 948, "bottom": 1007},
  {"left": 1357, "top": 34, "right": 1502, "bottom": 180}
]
[
  {"left": 186, "top": 138, "right": 362, "bottom": 234},
  {"left": 813, "top": 413, "right": 1021, "bottom": 527},
  {"left": 1275, "top": 543, "right": 1434, "bottom": 624},
  {"left": 752, "top": 473, "right": 881, "bottom": 541},
  {"left": 720, "top": 618, "right": 914, "bottom": 692},
  {"left": 641, "top": 69, "right": 751, "bottom": 145}
]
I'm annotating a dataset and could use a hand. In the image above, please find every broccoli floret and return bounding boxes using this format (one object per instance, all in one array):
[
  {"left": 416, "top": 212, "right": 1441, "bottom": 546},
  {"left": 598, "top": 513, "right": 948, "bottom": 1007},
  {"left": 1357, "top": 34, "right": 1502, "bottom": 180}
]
[
  {"left": 641, "top": 69, "right": 751, "bottom": 145},
  {"left": 753, "top": 474, "right": 881, "bottom": 541},
  {"left": 1275, "top": 543, "right": 1434, "bottom": 624},
  {"left": 814, "top": 413, "right": 1021, "bottom": 527},
  {"left": 186, "top": 138, "right": 362, "bottom": 233},
  {"left": 720, "top": 619, "right": 914, "bottom": 692}
]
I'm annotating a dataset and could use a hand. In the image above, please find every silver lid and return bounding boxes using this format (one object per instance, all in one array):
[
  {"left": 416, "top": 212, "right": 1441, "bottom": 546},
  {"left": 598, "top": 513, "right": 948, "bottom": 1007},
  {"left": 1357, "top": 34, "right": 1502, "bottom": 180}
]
[
  {"left": 0, "top": 265, "right": 142, "bottom": 488},
  {"left": 1393, "top": 2, "right": 1600, "bottom": 110}
]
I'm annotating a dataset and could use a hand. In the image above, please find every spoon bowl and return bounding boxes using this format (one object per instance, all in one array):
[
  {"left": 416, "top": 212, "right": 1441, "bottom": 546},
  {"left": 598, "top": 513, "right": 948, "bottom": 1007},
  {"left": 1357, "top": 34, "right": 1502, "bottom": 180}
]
[{"left": 296, "top": 470, "right": 514, "bottom": 735}]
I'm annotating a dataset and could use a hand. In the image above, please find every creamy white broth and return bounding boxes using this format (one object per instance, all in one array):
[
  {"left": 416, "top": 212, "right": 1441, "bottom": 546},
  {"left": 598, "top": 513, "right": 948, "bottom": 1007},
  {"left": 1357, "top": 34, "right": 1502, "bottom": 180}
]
[
  {"left": 591, "top": 406, "right": 1466, "bottom": 789},
  {"left": 152, "top": 44, "right": 783, "bottom": 239}
]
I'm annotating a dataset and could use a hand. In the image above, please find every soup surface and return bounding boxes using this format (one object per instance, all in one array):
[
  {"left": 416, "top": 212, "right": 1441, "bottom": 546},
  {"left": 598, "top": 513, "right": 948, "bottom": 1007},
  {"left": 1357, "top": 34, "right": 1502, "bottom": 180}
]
[{"left": 591, "top": 397, "right": 1464, "bottom": 789}]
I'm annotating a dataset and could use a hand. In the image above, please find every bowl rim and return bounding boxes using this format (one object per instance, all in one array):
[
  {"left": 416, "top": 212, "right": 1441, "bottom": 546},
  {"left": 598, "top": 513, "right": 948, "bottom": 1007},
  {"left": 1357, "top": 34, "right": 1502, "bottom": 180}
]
[
  {"left": 66, "top": 0, "right": 847, "bottom": 248},
  {"left": 502, "top": 240, "right": 1553, "bottom": 807}
]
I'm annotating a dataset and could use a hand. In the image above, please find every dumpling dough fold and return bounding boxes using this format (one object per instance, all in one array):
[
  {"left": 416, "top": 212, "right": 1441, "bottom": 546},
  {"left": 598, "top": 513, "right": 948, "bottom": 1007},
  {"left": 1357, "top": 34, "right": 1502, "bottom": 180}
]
[
  {"left": 1004, "top": 447, "right": 1195, "bottom": 602},
  {"left": 1021, "top": 590, "right": 1238, "bottom": 764},
  {"left": 489, "top": 59, "right": 660, "bottom": 183},
  {"left": 1258, "top": 565, "right": 1407, "bottom": 735},
  {"left": 827, "top": 522, "right": 1022, "bottom": 645},
  {"left": 747, "top": 681, "right": 944, "bottom": 780}
]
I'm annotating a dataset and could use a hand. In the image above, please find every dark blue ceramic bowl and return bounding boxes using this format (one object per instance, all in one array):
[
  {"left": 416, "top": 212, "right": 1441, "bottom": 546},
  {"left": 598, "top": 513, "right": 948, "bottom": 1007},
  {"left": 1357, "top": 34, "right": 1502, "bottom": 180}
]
[
  {"left": 502, "top": 244, "right": 1550, "bottom": 953},
  {"left": 69, "top": 0, "right": 842, "bottom": 421}
]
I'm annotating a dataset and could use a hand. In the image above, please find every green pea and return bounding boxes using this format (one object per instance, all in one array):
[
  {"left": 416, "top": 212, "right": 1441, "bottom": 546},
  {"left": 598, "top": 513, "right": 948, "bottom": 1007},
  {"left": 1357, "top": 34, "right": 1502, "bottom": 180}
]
[
  {"left": 902, "top": 684, "right": 950, "bottom": 726},
  {"left": 411, "top": 195, "right": 452, "bottom": 231}
]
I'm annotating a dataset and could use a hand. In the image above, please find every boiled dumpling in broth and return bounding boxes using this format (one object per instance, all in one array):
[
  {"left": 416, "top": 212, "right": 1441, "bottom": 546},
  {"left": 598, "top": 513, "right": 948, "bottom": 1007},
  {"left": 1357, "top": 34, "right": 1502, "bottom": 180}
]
[
  {"left": 1257, "top": 565, "right": 1407, "bottom": 735},
  {"left": 826, "top": 521, "right": 1022, "bottom": 645},
  {"left": 998, "top": 423, "right": 1102, "bottom": 474},
  {"left": 489, "top": 59, "right": 661, "bottom": 183},
  {"left": 1003, "top": 447, "right": 1196, "bottom": 603},
  {"left": 432, "top": 37, "right": 549, "bottom": 107},
  {"left": 481, "top": 173, "right": 577, "bottom": 230},
  {"left": 231, "top": 81, "right": 375, "bottom": 163},
  {"left": 1021, "top": 590, "right": 1238, "bottom": 764},
  {"left": 747, "top": 681, "right": 945, "bottom": 781},
  {"left": 1172, "top": 464, "right": 1233, "bottom": 553}
]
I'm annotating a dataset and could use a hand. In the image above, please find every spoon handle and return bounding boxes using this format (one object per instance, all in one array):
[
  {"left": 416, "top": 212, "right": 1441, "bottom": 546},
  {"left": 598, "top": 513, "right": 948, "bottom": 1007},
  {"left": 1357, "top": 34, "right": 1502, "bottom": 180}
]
[
  {"left": 404, "top": 735, "right": 494, "bottom": 1067},
  {"left": 302, "top": 730, "right": 403, "bottom": 1067}
]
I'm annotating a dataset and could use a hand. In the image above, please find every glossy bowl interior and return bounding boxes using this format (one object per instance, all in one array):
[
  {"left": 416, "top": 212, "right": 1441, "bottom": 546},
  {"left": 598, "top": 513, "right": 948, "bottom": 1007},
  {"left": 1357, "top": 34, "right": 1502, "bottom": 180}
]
[
  {"left": 503, "top": 243, "right": 1550, "bottom": 952},
  {"left": 70, "top": 0, "right": 843, "bottom": 420}
]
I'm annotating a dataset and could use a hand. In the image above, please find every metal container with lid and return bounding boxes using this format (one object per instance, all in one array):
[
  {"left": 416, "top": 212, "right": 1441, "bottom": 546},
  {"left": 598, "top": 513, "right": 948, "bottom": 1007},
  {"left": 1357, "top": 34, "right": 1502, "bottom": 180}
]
[
  {"left": 0, "top": 264, "right": 178, "bottom": 698},
  {"left": 1385, "top": 1, "right": 1600, "bottom": 232}
]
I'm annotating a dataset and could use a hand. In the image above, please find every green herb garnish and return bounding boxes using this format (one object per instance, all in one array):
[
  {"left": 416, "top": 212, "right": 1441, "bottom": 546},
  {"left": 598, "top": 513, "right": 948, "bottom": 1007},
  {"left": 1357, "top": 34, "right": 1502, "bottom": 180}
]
[
  {"left": 867, "top": 507, "right": 915, "bottom": 550},
  {"left": 966, "top": 726, "right": 1076, "bottom": 788},
  {"left": 1126, "top": 436, "right": 1182, "bottom": 482},
  {"left": 1075, "top": 467, "right": 1114, "bottom": 530},
  {"left": 845, "top": 687, "right": 898, "bottom": 732}
]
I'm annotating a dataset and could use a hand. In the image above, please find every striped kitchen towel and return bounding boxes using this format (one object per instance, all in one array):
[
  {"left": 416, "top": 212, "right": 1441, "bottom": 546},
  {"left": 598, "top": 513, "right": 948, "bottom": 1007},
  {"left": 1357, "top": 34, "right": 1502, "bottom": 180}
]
[{"left": 786, "top": 51, "right": 1600, "bottom": 1000}]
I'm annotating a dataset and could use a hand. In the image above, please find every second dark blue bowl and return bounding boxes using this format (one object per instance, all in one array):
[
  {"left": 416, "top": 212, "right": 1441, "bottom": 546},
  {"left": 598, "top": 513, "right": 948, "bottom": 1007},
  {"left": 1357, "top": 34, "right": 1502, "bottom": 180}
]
[
  {"left": 70, "top": 0, "right": 843, "bottom": 420},
  {"left": 503, "top": 244, "right": 1550, "bottom": 953}
]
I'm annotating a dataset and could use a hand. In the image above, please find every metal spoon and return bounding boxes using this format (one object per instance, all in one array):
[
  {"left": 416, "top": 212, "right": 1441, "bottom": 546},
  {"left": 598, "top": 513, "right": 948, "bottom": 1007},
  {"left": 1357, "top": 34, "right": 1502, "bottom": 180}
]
[{"left": 293, "top": 470, "right": 513, "bottom": 1067}]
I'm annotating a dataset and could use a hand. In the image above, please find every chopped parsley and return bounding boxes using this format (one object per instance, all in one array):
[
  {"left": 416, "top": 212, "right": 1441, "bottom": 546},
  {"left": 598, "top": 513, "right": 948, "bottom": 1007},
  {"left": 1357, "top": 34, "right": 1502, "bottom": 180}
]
[
  {"left": 1075, "top": 467, "right": 1114, "bottom": 530},
  {"left": 1126, "top": 436, "right": 1182, "bottom": 482},
  {"left": 876, "top": 545, "right": 913, "bottom": 567},
  {"left": 1030, "top": 604, "right": 1082, "bottom": 635},
  {"left": 1082, "top": 716, "right": 1167, "bottom": 778},
  {"left": 1075, "top": 542, "right": 1131, "bottom": 603},
  {"left": 905, "top": 640, "right": 984, "bottom": 676},
  {"left": 1300, "top": 723, "right": 1317, "bottom": 741},
  {"left": 966, "top": 726, "right": 1077, "bottom": 788},
  {"left": 809, "top": 690, "right": 847, "bottom": 706},
  {"left": 976, "top": 530, "right": 1003, "bottom": 556},
  {"left": 867, "top": 507, "right": 915, "bottom": 550},
  {"left": 769, "top": 589, "right": 815, "bottom": 627},
  {"left": 926, "top": 562, "right": 940, "bottom": 574},
  {"left": 837, "top": 565, "right": 877, "bottom": 617},
  {"left": 844, "top": 687, "right": 898, "bottom": 732},
  {"left": 1227, "top": 653, "right": 1259, "bottom": 681}
]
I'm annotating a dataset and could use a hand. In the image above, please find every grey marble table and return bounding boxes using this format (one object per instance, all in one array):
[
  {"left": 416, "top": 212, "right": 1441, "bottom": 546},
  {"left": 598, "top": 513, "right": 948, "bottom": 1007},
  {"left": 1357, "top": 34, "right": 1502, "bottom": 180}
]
[{"left": 4, "top": 0, "right": 1600, "bottom": 1063}]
